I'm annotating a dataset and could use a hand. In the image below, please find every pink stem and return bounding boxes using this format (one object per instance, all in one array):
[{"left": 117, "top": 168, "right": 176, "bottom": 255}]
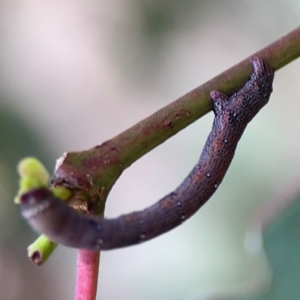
[{"left": 75, "top": 250, "right": 100, "bottom": 300}]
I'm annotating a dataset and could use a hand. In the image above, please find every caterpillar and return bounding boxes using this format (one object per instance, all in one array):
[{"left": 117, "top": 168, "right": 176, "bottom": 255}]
[{"left": 20, "top": 57, "right": 274, "bottom": 250}]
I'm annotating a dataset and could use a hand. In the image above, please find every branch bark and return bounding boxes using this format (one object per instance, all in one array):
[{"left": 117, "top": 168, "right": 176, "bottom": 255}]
[{"left": 54, "top": 26, "right": 300, "bottom": 215}]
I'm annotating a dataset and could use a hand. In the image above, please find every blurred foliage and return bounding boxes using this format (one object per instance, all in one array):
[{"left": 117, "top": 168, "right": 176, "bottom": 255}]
[
  {"left": 257, "top": 198, "right": 300, "bottom": 299},
  {"left": 237, "top": 196, "right": 300, "bottom": 300},
  {"left": 0, "top": 103, "right": 51, "bottom": 243},
  {"left": 0, "top": 101, "right": 56, "bottom": 300}
]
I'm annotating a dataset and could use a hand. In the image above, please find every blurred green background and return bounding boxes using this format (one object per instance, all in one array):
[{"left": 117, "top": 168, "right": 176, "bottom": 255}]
[{"left": 1, "top": 1, "right": 300, "bottom": 299}]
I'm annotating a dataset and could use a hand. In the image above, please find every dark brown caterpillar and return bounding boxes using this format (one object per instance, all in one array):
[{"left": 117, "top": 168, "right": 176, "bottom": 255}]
[{"left": 20, "top": 57, "right": 274, "bottom": 250}]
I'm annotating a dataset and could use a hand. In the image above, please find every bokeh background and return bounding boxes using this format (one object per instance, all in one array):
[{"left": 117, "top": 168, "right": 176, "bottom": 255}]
[{"left": 1, "top": 1, "right": 300, "bottom": 299}]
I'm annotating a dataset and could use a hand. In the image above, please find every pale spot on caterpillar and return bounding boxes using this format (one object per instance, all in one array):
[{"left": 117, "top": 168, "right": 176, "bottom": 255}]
[
  {"left": 20, "top": 57, "right": 274, "bottom": 250},
  {"left": 22, "top": 201, "right": 50, "bottom": 219},
  {"left": 97, "top": 239, "right": 103, "bottom": 246}
]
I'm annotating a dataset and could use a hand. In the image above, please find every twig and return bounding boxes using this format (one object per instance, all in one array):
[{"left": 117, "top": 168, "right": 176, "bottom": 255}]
[
  {"left": 54, "top": 26, "right": 300, "bottom": 209},
  {"left": 69, "top": 26, "right": 300, "bottom": 300}
]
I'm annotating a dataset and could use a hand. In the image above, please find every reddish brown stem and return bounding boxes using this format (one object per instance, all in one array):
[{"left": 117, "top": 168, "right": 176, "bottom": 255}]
[
  {"left": 54, "top": 26, "right": 300, "bottom": 215},
  {"left": 75, "top": 250, "right": 100, "bottom": 300}
]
